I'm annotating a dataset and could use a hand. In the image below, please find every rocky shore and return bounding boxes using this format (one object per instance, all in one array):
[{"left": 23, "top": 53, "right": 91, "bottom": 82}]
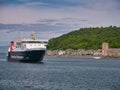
[
  {"left": 46, "top": 43, "right": 120, "bottom": 58},
  {"left": 45, "top": 49, "right": 102, "bottom": 58}
]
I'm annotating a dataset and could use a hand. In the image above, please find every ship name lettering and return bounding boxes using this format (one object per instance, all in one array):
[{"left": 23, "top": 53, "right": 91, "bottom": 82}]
[{"left": 11, "top": 55, "right": 23, "bottom": 59}]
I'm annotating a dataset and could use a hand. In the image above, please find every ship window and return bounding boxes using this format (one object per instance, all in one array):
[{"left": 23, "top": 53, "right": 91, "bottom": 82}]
[{"left": 22, "top": 41, "right": 48, "bottom": 44}]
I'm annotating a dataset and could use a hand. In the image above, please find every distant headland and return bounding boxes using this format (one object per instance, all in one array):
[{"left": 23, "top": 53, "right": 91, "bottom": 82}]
[{"left": 46, "top": 26, "right": 120, "bottom": 58}]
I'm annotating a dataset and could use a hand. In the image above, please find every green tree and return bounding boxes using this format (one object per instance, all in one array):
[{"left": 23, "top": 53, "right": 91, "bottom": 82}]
[{"left": 47, "top": 26, "right": 120, "bottom": 50}]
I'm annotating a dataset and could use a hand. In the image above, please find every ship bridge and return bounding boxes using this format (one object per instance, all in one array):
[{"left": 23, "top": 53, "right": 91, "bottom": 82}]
[{"left": 14, "top": 39, "right": 48, "bottom": 51}]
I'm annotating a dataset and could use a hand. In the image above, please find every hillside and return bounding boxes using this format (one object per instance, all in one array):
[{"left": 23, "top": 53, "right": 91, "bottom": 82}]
[{"left": 48, "top": 26, "right": 120, "bottom": 50}]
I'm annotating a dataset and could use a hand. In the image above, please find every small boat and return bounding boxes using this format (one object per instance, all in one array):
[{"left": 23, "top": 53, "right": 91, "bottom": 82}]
[
  {"left": 93, "top": 56, "right": 101, "bottom": 59},
  {"left": 7, "top": 32, "right": 48, "bottom": 62}
]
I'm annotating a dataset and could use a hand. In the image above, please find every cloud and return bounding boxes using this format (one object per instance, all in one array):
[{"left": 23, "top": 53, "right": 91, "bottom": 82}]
[
  {"left": 61, "top": 17, "right": 88, "bottom": 22},
  {"left": 0, "top": 0, "right": 120, "bottom": 45},
  {"left": 0, "top": 0, "right": 120, "bottom": 25},
  {"left": 0, "top": 24, "right": 74, "bottom": 46},
  {"left": 0, "top": 20, "right": 78, "bottom": 32},
  {"left": 24, "top": 2, "right": 48, "bottom": 6},
  {"left": 0, "top": 20, "right": 79, "bottom": 45},
  {"left": 37, "top": 19, "right": 59, "bottom": 23}
]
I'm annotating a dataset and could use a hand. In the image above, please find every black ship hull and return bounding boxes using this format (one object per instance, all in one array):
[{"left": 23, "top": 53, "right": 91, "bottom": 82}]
[{"left": 7, "top": 50, "right": 46, "bottom": 62}]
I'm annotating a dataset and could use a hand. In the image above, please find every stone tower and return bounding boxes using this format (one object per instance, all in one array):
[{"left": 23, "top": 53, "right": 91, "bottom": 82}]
[{"left": 102, "top": 42, "right": 109, "bottom": 57}]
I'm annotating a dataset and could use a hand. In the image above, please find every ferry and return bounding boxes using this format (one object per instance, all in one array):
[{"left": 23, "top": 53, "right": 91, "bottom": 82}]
[{"left": 7, "top": 32, "right": 47, "bottom": 62}]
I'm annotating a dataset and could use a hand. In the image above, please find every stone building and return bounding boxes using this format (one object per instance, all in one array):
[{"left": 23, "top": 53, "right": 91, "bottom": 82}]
[
  {"left": 107, "top": 49, "right": 120, "bottom": 57},
  {"left": 102, "top": 42, "right": 120, "bottom": 57},
  {"left": 102, "top": 42, "right": 109, "bottom": 57}
]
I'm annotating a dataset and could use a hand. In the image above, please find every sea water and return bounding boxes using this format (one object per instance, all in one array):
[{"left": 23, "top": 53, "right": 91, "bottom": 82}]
[
  {"left": 0, "top": 46, "right": 8, "bottom": 61},
  {"left": 0, "top": 46, "right": 120, "bottom": 90}
]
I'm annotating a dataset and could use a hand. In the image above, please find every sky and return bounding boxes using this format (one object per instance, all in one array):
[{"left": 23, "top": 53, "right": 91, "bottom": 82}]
[{"left": 0, "top": 0, "right": 120, "bottom": 46}]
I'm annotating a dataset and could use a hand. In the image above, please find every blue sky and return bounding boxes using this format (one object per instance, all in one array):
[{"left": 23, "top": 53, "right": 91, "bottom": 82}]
[{"left": 0, "top": 0, "right": 120, "bottom": 45}]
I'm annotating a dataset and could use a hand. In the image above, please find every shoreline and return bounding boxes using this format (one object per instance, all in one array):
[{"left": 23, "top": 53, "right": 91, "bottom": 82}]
[
  {"left": 45, "top": 55, "right": 100, "bottom": 58},
  {"left": 45, "top": 55, "right": 120, "bottom": 59},
  {"left": 45, "top": 49, "right": 120, "bottom": 58}
]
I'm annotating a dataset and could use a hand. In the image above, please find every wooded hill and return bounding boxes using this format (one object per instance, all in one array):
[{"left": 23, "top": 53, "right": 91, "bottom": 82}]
[{"left": 48, "top": 26, "right": 120, "bottom": 50}]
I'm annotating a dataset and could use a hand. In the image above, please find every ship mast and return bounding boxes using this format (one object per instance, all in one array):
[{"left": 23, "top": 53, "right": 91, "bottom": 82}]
[{"left": 20, "top": 32, "right": 23, "bottom": 40}]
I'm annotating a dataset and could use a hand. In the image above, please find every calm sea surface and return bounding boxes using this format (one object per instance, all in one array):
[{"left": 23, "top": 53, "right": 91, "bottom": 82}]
[{"left": 0, "top": 46, "right": 120, "bottom": 90}]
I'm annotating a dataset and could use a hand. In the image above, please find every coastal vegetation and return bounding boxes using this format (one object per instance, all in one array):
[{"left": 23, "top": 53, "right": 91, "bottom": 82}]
[{"left": 48, "top": 26, "right": 120, "bottom": 50}]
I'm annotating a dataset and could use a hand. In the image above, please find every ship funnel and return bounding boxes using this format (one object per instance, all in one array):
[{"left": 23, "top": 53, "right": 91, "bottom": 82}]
[
  {"left": 10, "top": 41, "right": 14, "bottom": 52},
  {"left": 31, "top": 32, "right": 35, "bottom": 40}
]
